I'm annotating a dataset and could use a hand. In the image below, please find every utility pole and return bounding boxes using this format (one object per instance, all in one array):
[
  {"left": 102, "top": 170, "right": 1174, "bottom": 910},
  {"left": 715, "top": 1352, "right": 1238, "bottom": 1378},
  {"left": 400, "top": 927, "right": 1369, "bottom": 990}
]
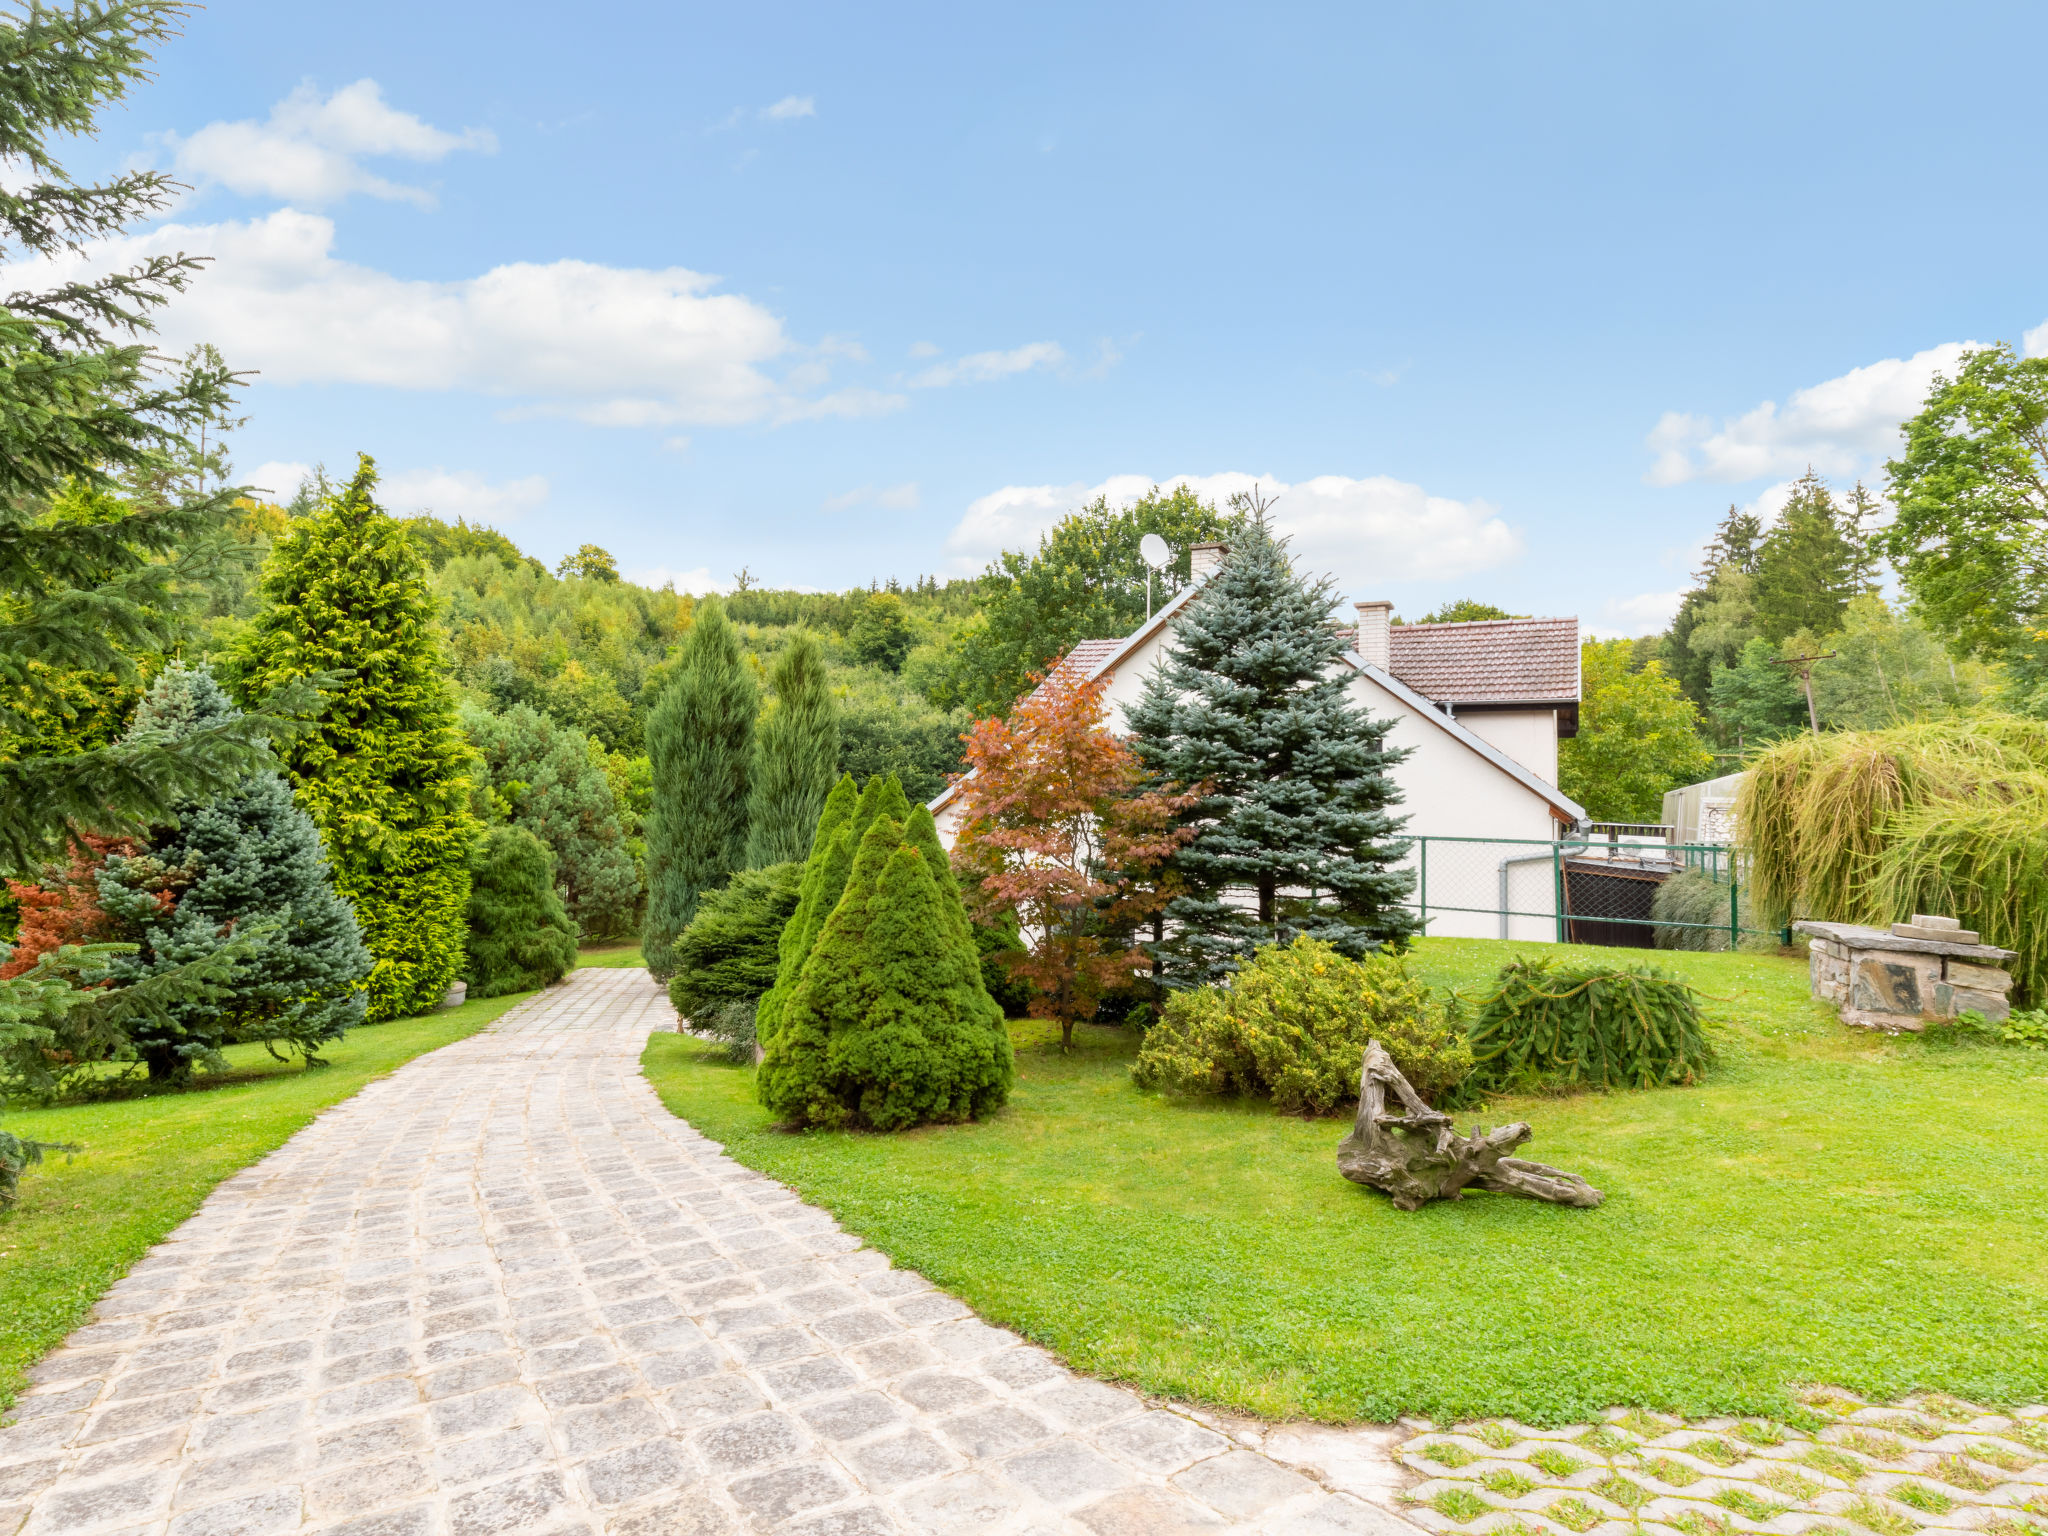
[{"left": 1771, "top": 650, "right": 1837, "bottom": 735}]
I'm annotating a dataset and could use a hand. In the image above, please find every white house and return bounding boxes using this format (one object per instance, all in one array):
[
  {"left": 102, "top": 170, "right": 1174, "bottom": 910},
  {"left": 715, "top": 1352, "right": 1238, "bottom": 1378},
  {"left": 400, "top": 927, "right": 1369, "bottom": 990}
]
[{"left": 928, "top": 542, "right": 1589, "bottom": 940}]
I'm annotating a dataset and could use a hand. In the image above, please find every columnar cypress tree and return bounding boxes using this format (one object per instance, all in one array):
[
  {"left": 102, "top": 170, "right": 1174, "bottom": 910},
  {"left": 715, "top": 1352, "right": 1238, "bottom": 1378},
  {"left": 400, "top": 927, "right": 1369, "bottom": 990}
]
[
  {"left": 642, "top": 598, "right": 757, "bottom": 978},
  {"left": 465, "top": 826, "right": 578, "bottom": 997},
  {"left": 1127, "top": 517, "right": 1417, "bottom": 985},
  {"left": 746, "top": 633, "right": 841, "bottom": 868},
  {"left": 230, "top": 456, "right": 477, "bottom": 1021},
  {"left": 757, "top": 817, "right": 1012, "bottom": 1130},
  {"left": 96, "top": 664, "right": 371, "bottom": 1080}
]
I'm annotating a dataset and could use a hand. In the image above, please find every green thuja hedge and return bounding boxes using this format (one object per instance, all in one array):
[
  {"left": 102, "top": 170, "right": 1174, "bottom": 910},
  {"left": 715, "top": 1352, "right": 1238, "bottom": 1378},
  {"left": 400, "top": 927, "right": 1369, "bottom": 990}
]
[
  {"left": 757, "top": 814, "right": 1013, "bottom": 1130},
  {"left": 466, "top": 826, "right": 578, "bottom": 998}
]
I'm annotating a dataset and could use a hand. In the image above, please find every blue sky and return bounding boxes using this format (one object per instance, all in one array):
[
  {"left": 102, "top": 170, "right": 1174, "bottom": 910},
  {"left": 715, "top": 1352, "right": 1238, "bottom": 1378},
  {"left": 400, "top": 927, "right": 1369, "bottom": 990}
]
[{"left": 50, "top": 1, "right": 2048, "bottom": 631}]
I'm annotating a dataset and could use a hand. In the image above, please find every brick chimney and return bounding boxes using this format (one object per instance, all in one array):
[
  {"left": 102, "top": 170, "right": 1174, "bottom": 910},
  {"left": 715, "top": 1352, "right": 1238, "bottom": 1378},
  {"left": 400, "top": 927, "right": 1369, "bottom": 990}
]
[
  {"left": 1189, "top": 541, "right": 1228, "bottom": 581},
  {"left": 1354, "top": 600, "right": 1392, "bottom": 670}
]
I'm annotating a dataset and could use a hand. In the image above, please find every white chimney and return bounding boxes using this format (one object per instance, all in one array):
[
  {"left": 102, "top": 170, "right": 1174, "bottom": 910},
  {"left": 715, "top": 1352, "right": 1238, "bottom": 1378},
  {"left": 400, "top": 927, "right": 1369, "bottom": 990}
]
[
  {"left": 1189, "top": 541, "right": 1228, "bottom": 581},
  {"left": 1354, "top": 600, "right": 1392, "bottom": 670}
]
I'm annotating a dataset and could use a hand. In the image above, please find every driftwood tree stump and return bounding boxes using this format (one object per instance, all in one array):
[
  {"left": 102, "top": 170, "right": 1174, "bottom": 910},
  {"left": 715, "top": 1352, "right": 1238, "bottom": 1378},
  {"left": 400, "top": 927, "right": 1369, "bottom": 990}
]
[{"left": 1336, "top": 1041, "right": 1603, "bottom": 1211}]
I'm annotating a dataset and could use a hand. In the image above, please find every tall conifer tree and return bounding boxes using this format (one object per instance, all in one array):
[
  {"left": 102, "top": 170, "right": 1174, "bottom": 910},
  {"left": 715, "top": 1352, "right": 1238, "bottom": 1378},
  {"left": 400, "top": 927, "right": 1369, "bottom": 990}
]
[
  {"left": 1127, "top": 516, "right": 1417, "bottom": 985},
  {"left": 230, "top": 456, "right": 477, "bottom": 1021},
  {"left": 1752, "top": 471, "right": 1859, "bottom": 642},
  {"left": 746, "top": 633, "right": 840, "bottom": 867},
  {"left": 642, "top": 598, "right": 757, "bottom": 978}
]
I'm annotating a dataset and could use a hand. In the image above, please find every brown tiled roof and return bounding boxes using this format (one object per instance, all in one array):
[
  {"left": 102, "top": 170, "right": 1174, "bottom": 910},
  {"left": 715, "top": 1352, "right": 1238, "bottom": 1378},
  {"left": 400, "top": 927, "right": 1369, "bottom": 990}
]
[
  {"left": 1382, "top": 616, "right": 1580, "bottom": 704},
  {"left": 1057, "top": 638, "right": 1124, "bottom": 679}
]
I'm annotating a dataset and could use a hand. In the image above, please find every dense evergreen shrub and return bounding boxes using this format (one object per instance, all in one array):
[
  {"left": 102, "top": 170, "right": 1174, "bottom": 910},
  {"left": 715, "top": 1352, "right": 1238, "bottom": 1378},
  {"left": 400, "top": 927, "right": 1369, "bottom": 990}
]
[
  {"left": 97, "top": 665, "right": 371, "bottom": 1080},
  {"left": 971, "top": 913, "right": 1033, "bottom": 1017},
  {"left": 1131, "top": 936, "right": 1469, "bottom": 1114},
  {"left": 669, "top": 861, "right": 801, "bottom": 1023},
  {"left": 465, "top": 826, "right": 578, "bottom": 997},
  {"left": 462, "top": 701, "right": 639, "bottom": 939},
  {"left": 757, "top": 815, "right": 1013, "bottom": 1130},
  {"left": 230, "top": 456, "right": 476, "bottom": 1021},
  {"left": 643, "top": 598, "right": 756, "bottom": 977},
  {"left": 755, "top": 774, "right": 909, "bottom": 1044},
  {"left": 1466, "top": 956, "right": 1714, "bottom": 1091},
  {"left": 747, "top": 633, "right": 840, "bottom": 868}
]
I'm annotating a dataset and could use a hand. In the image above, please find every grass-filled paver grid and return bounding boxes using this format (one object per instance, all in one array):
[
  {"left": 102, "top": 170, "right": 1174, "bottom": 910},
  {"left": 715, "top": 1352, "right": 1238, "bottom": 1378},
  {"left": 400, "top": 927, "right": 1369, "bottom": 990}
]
[
  {"left": 641, "top": 938, "right": 2048, "bottom": 1425},
  {"left": 0, "top": 987, "right": 534, "bottom": 1412},
  {"left": 1397, "top": 1391, "right": 2048, "bottom": 1536}
]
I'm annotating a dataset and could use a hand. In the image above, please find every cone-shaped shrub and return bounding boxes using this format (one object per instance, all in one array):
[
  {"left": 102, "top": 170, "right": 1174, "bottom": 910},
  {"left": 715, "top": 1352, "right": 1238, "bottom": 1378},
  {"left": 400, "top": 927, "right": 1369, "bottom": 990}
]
[
  {"left": 757, "top": 815, "right": 1013, "bottom": 1129},
  {"left": 669, "top": 860, "right": 802, "bottom": 1023},
  {"left": 754, "top": 773, "right": 911, "bottom": 1044},
  {"left": 466, "top": 826, "right": 578, "bottom": 998}
]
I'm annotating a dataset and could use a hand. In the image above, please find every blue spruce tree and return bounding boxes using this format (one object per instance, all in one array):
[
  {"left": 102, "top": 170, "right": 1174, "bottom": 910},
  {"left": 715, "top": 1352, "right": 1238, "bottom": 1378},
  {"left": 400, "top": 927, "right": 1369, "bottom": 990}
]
[{"left": 1126, "top": 513, "right": 1417, "bottom": 985}]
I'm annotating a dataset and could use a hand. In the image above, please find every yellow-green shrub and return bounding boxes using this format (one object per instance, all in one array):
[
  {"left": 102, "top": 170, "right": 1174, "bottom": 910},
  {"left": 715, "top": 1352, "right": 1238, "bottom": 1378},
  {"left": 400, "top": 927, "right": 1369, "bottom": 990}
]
[{"left": 1131, "top": 935, "right": 1471, "bottom": 1114}]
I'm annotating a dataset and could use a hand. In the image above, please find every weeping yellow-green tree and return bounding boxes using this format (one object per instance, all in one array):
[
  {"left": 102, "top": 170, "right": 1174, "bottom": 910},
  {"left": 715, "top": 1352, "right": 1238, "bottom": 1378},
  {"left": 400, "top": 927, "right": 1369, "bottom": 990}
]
[{"left": 231, "top": 456, "right": 478, "bottom": 1020}]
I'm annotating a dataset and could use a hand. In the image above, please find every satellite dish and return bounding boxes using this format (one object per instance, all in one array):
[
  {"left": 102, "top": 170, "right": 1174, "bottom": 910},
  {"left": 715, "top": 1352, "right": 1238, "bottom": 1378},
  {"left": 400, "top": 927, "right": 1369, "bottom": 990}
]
[{"left": 1139, "top": 533, "right": 1173, "bottom": 569}]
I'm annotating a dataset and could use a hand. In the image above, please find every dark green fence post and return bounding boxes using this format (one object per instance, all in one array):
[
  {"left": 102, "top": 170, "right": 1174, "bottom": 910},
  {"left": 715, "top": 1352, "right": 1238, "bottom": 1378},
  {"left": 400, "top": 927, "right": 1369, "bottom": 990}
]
[
  {"left": 1729, "top": 867, "right": 1740, "bottom": 951},
  {"left": 1419, "top": 838, "right": 1429, "bottom": 933},
  {"left": 1553, "top": 844, "right": 1565, "bottom": 944}
]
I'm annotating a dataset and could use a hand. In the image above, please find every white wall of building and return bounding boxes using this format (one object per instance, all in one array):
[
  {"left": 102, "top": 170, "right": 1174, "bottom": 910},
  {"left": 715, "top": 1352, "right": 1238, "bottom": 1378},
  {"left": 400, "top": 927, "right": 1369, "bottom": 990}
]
[{"left": 1457, "top": 709, "right": 1560, "bottom": 787}]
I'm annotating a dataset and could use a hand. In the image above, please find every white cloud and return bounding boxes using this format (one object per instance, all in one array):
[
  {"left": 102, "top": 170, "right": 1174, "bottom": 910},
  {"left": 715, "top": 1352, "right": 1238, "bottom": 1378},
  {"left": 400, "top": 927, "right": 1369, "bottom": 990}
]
[
  {"left": 1645, "top": 341, "right": 1975, "bottom": 486},
  {"left": 244, "top": 459, "right": 313, "bottom": 501},
  {"left": 626, "top": 565, "right": 733, "bottom": 595},
  {"left": 2026, "top": 319, "right": 2048, "bottom": 358},
  {"left": 380, "top": 467, "right": 549, "bottom": 523},
  {"left": 907, "top": 341, "right": 941, "bottom": 359},
  {"left": 162, "top": 79, "right": 494, "bottom": 207},
  {"left": 1586, "top": 589, "right": 1686, "bottom": 639},
  {"left": 945, "top": 471, "right": 1522, "bottom": 587},
  {"left": 910, "top": 341, "right": 1064, "bottom": 389},
  {"left": 762, "top": 96, "right": 816, "bottom": 121},
  {"left": 9, "top": 209, "right": 903, "bottom": 429},
  {"left": 824, "top": 482, "right": 920, "bottom": 512}
]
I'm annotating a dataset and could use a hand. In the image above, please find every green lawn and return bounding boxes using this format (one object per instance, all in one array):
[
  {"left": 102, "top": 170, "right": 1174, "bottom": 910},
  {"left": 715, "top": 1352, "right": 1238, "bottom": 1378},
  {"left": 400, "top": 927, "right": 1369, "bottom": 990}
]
[
  {"left": 579, "top": 944, "right": 646, "bottom": 968},
  {"left": 642, "top": 938, "right": 2048, "bottom": 1427},
  {"left": 0, "top": 989, "right": 533, "bottom": 1412}
]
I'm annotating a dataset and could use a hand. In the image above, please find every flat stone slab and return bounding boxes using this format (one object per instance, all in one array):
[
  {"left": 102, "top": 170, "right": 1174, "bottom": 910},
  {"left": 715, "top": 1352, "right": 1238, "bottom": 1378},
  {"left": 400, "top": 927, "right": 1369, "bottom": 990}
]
[
  {"left": 1794, "top": 921, "right": 2015, "bottom": 963},
  {"left": 1, "top": 967, "right": 1422, "bottom": 1536}
]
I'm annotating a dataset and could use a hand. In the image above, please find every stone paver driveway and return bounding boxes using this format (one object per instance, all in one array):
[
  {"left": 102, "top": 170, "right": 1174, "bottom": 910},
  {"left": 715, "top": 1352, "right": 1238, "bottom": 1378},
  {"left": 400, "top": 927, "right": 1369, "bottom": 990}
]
[{"left": 2, "top": 967, "right": 1416, "bottom": 1536}]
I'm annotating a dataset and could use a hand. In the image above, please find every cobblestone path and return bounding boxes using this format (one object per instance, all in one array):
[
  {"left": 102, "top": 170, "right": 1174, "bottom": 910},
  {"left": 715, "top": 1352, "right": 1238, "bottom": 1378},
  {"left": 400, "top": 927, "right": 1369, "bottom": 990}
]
[{"left": 2, "top": 968, "right": 1415, "bottom": 1536}]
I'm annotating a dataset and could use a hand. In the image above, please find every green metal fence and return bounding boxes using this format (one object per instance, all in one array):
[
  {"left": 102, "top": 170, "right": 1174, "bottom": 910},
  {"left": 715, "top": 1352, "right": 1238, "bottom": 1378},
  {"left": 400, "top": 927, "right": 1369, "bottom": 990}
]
[{"left": 1405, "top": 833, "right": 1789, "bottom": 949}]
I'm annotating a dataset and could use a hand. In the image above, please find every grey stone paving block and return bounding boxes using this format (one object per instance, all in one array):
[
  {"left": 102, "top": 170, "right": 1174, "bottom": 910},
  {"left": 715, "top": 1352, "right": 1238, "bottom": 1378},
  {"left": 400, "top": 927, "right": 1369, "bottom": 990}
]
[
  {"left": 317, "top": 1506, "right": 432, "bottom": 1536},
  {"left": 665, "top": 1374, "right": 766, "bottom": 1427},
  {"left": 641, "top": 1347, "right": 724, "bottom": 1389},
  {"left": 603, "top": 1491, "right": 735, "bottom": 1535},
  {"left": 725, "top": 1463, "right": 852, "bottom": 1522},
  {"left": 71, "top": 1428, "right": 185, "bottom": 1480},
  {"left": 1003, "top": 1440, "right": 1135, "bottom": 1505},
  {"left": 224, "top": 1341, "right": 313, "bottom": 1375},
  {"left": 423, "top": 1328, "right": 509, "bottom": 1365},
  {"left": 695, "top": 1411, "right": 804, "bottom": 1475},
  {"left": 765, "top": 1359, "right": 861, "bottom": 1403},
  {"left": 562, "top": 1398, "right": 667, "bottom": 1456},
  {"left": 316, "top": 1413, "right": 427, "bottom": 1470},
  {"left": 939, "top": 1404, "right": 1052, "bottom": 1458},
  {"left": 530, "top": 1338, "right": 617, "bottom": 1376},
  {"left": 980, "top": 1349, "right": 1063, "bottom": 1390},
  {"left": 430, "top": 1424, "right": 551, "bottom": 1487},
  {"left": 581, "top": 1437, "right": 694, "bottom": 1505},
  {"left": 800, "top": 1392, "right": 905, "bottom": 1442},
  {"left": 847, "top": 1338, "right": 937, "bottom": 1380},
  {"left": 730, "top": 1327, "right": 818, "bottom": 1366},
  {"left": 781, "top": 1508, "right": 898, "bottom": 1536},
  {"left": 0, "top": 1456, "right": 63, "bottom": 1501},
  {"left": 324, "top": 1347, "right": 415, "bottom": 1389},
  {"left": 784, "top": 1287, "right": 864, "bottom": 1319},
  {"left": 108, "top": 1363, "right": 197, "bottom": 1401},
  {"left": 539, "top": 1365, "right": 641, "bottom": 1408},
  {"left": 307, "top": 1453, "right": 432, "bottom": 1517},
  {"left": 447, "top": 1469, "right": 571, "bottom": 1536},
  {"left": 167, "top": 1487, "right": 303, "bottom": 1536},
  {"left": 1074, "top": 1486, "right": 1228, "bottom": 1534},
  {"left": 80, "top": 1391, "right": 204, "bottom": 1444},
  {"left": 847, "top": 1429, "right": 958, "bottom": 1491},
  {"left": 174, "top": 1441, "right": 306, "bottom": 1506},
  {"left": 1172, "top": 1448, "right": 1317, "bottom": 1518},
  {"left": 427, "top": 1385, "right": 542, "bottom": 1438},
  {"left": 895, "top": 1373, "right": 990, "bottom": 1414},
  {"left": 422, "top": 1353, "right": 518, "bottom": 1401},
  {"left": 1097, "top": 1411, "right": 1230, "bottom": 1474},
  {"left": 896, "top": 1469, "right": 1025, "bottom": 1534},
  {"left": 1272, "top": 1496, "right": 1420, "bottom": 1536},
  {"left": 316, "top": 1377, "right": 418, "bottom": 1423},
  {"left": 1032, "top": 1380, "right": 1143, "bottom": 1430},
  {"left": 890, "top": 1294, "right": 970, "bottom": 1326},
  {"left": 191, "top": 1401, "right": 306, "bottom": 1453}
]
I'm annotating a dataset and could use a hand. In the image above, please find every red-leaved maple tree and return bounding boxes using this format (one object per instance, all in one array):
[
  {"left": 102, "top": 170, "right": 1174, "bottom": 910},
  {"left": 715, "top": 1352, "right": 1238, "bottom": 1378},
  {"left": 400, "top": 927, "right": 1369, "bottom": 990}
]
[
  {"left": 0, "top": 834, "right": 135, "bottom": 979},
  {"left": 950, "top": 663, "right": 1196, "bottom": 1048}
]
